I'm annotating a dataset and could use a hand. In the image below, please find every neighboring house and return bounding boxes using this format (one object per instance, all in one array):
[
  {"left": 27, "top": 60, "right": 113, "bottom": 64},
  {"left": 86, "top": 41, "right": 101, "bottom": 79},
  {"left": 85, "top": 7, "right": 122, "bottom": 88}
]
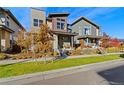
[
  {"left": 30, "top": 8, "right": 46, "bottom": 32},
  {"left": 71, "top": 17, "right": 102, "bottom": 48},
  {"left": 119, "top": 39, "right": 124, "bottom": 43},
  {"left": 30, "top": 8, "right": 77, "bottom": 52},
  {"left": 47, "top": 13, "right": 77, "bottom": 52},
  {"left": 0, "top": 7, "right": 24, "bottom": 51}
]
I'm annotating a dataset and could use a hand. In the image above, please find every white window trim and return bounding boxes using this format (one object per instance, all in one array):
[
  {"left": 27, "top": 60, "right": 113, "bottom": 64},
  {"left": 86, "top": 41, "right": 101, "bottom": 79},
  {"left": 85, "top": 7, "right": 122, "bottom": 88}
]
[{"left": 84, "top": 26, "right": 91, "bottom": 35}]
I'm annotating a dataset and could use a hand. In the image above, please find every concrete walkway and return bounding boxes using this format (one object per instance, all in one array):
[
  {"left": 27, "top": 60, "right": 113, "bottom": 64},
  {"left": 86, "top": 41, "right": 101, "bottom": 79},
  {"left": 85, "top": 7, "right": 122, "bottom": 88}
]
[
  {"left": 0, "top": 52, "right": 123, "bottom": 65},
  {"left": 0, "top": 57, "right": 55, "bottom": 65},
  {"left": 0, "top": 58, "right": 124, "bottom": 85}
]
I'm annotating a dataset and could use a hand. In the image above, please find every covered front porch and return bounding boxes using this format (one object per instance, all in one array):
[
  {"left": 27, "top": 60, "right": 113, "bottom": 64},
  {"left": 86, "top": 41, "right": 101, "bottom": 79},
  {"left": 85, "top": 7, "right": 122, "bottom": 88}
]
[
  {"left": 0, "top": 25, "right": 13, "bottom": 52},
  {"left": 52, "top": 31, "right": 77, "bottom": 52},
  {"left": 77, "top": 35, "right": 102, "bottom": 48}
]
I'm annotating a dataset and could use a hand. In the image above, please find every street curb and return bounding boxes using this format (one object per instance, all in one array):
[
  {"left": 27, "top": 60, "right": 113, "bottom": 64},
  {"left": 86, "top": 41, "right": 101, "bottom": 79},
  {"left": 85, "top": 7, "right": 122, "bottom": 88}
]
[{"left": 0, "top": 58, "right": 124, "bottom": 84}]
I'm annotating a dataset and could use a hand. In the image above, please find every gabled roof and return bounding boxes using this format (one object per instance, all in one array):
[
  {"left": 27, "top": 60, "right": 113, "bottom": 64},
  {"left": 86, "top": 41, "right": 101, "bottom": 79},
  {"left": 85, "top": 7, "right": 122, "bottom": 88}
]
[
  {"left": 0, "top": 7, "right": 24, "bottom": 29},
  {"left": 71, "top": 16, "right": 100, "bottom": 29},
  {"left": 48, "top": 12, "right": 70, "bottom": 17}
]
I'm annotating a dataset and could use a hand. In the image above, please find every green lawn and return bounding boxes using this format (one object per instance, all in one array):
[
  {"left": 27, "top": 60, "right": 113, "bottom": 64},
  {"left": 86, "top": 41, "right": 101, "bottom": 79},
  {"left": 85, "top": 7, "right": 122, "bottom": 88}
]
[{"left": 0, "top": 54, "right": 123, "bottom": 78}]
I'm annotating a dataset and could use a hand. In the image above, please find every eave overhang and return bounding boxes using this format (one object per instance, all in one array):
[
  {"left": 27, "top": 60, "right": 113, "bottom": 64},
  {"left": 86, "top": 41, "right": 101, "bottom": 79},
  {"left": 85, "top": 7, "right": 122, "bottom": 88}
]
[{"left": 52, "top": 31, "right": 78, "bottom": 36}]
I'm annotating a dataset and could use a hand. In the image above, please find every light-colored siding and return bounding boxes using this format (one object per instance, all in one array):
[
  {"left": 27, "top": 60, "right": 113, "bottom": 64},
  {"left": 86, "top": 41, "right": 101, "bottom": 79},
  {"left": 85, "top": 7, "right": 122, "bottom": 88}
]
[
  {"left": 72, "top": 19, "right": 99, "bottom": 36},
  {"left": 47, "top": 20, "right": 52, "bottom": 30},
  {"left": 72, "top": 19, "right": 100, "bottom": 44},
  {"left": 30, "top": 8, "right": 46, "bottom": 32},
  {"left": 0, "top": 13, "right": 6, "bottom": 25},
  {"left": 5, "top": 13, "right": 22, "bottom": 32}
]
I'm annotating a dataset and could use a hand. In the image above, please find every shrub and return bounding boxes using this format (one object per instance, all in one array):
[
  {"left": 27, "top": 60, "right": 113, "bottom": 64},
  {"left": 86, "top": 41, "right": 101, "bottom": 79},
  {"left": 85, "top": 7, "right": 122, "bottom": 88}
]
[
  {"left": 12, "top": 44, "right": 21, "bottom": 53},
  {"left": 70, "top": 48, "right": 104, "bottom": 56},
  {"left": 107, "top": 47, "right": 120, "bottom": 53},
  {"left": 52, "top": 52, "right": 59, "bottom": 56},
  {"left": 35, "top": 53, "right": 43, "bottom": 58},
  {"left": 21, "top": 49, "right": 27, "bottom": 53},
  {"left": 46, "top": 52, "right": 53, "bottom": 56},
  {"left": 120, "top": 54, "right": 124, "bottom": 58},
  {"left": 96, "top": 49, "right": 102, "bottom": 54},
  {"left": 70, "top": 49, "right": 83, "bottom": 56},
  {"left": 12, "top": 53, "right": 32, "bottom": 60},
  {"left": 0, "top": 53, "right": 8, "bottom": 60}
]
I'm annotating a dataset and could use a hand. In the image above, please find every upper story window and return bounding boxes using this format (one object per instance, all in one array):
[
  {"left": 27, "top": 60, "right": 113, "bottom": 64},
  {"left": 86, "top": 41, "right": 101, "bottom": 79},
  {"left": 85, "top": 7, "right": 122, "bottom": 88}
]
[
  {"left": 57, "top": 18, "right": 60, "bottom": 21},
  {"left": 61, "top": 19, "right": 65, "bottom": 22},
  {"left": 39, "top": 20, "right": 43, "bottom": 27},
  {"left": 33, "top": 19, "right": 38, "bottom": 26},
  {"left": 56, "top": 18, "right": 66, "bottom": 30},
  {"left": 57, "top": 22, "right": 65, "bottom": 30},
  {"left": 33, "top": 19, "right": 43, "bottom": 27},
  {"left": 61, "top": 23, "right": 65, "bottom": 30},
  {"left": 7, "top": 21, "right": 9, "bottom": 27},
  {"left": 84, "top": 26, "right": 90, "bottom": 35},
  {"left": 57, "top": 22, "right": 61, "bottom": 29},
  {"left": 7, "top": 16, "right": 9, "bottom": 20}
]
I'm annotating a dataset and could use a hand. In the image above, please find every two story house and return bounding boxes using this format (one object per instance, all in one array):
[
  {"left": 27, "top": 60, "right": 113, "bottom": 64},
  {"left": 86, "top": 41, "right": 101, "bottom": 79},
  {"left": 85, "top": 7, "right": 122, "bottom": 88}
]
[
  {"left": 71, "top": 17, "right": 102, "bottom": 48},
  {"left": 47, "top": 13, "right": 77, "bottom": 52},
  {"left": 0, "top": 7, "right": 24, "bottom": 51},
  {"left": 30, "top": 8, "right": 77, "bottom": 52}
]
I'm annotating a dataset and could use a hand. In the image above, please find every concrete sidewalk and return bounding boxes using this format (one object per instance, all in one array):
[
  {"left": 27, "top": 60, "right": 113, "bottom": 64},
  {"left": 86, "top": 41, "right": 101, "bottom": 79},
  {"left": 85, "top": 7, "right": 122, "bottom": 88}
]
[
  {"left": 0, "top": 58, "right": 124, "bottom": 85},
  {"left": 0, "top": 57, "right": 55, "bottom": 65}
]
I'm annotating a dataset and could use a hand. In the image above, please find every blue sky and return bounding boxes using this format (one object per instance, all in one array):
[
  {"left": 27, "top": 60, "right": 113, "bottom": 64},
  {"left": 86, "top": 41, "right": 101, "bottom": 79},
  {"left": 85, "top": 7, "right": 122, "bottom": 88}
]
[{"left": 7, "top": 7, "right": 124, "bottom": 39}]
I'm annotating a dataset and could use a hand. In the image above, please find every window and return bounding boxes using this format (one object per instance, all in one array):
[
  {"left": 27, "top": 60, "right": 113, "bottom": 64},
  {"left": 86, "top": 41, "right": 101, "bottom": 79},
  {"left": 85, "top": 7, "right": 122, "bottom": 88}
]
[
  {"left": 84, "top": 26, "right": 90, "bottom": 35},
  {"left": 34, "top": 19, "right": 43, "bottom": 27},
  {"left": 57, "top": 18, "right": 60, "bottom": 21},
  {"left": 56, "top": 18, "right": 66, "bottom": 30},
  {"left": 61, "top": 23, "right": 65, "bottom": 30},
  {"left": 57, "top": 22, "right": 65, "bottom": 30},
  {"left": 7, "top": 16, "right": 9, "bottom": 19},
  {"left": 33, "top": 19, "right": 38, "bottom": 26},
  {"left": 39, "top": 20, "right": 43, "bottom": 27},
  {"left": 7, "top": 21, "right": 9, "bottom": 27},
  {"left": 61, "top": 19, "right": 65, "bottom": 22},
  {"left": 57, "top": 22, "right": 60, "bottom": 29}
]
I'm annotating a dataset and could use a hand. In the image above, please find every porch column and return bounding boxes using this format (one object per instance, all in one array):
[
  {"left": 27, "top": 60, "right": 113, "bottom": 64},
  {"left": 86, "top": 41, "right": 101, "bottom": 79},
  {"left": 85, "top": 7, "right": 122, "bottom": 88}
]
[
  {"left": 0, "top": 29, "right": 1, "bottom": 52},
  {"left": 53, "top": 34, "right": 58, "bottom": 52},
  {"left": 86, "top": 38, "right": 89, "bottom": 45},
  {"left": 71, "top": 36, "right": 74, "bottom": 48}
]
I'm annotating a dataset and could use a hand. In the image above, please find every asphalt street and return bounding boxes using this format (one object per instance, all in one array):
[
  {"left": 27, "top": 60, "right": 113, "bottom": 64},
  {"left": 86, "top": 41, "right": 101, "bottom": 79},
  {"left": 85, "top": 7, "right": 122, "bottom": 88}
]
[
  {"left": 98, "top": 65, "right": 124, "bottom": 85},
  {"left": 27, "top": 71, "right": 108, "bottom": 85}
]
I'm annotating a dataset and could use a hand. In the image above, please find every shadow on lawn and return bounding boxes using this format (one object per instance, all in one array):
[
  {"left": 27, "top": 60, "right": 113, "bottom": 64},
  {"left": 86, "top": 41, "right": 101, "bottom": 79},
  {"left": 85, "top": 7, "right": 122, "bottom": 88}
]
[{"left": 0, "top": 63, "right": 15, "bottom": 67}]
